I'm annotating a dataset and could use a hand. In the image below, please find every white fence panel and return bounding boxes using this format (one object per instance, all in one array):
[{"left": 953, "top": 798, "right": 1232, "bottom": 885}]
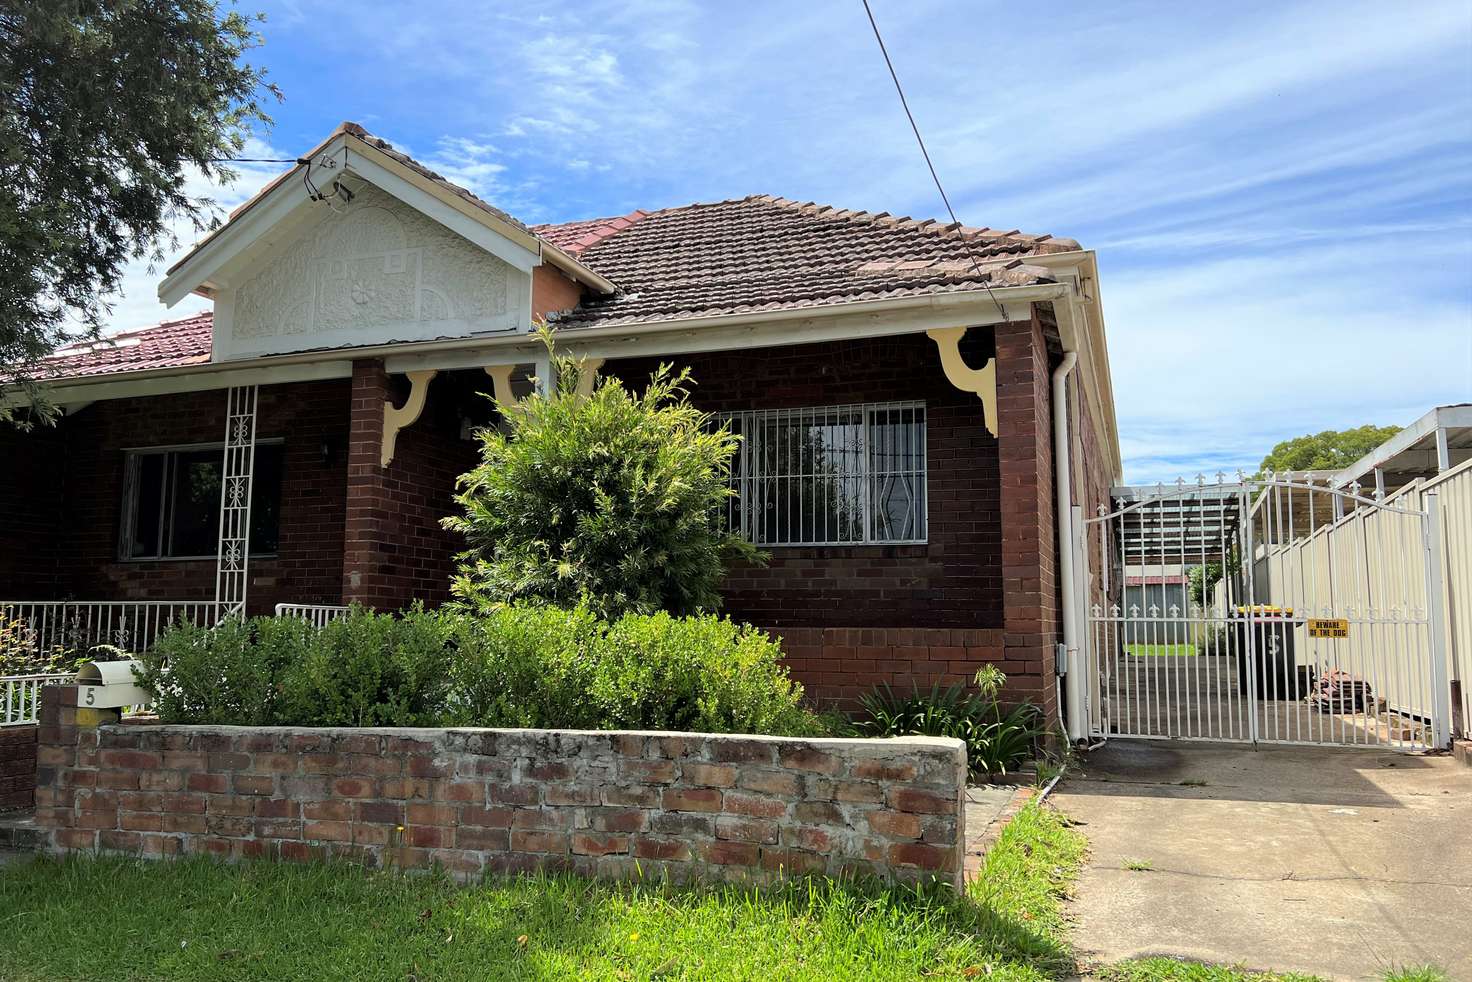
[
  {"left": 274, "top": 604, "right": 351, "bottom": 628},
  {"left": 1421, "top": 460, "right": 1472, "bottom": 734}
]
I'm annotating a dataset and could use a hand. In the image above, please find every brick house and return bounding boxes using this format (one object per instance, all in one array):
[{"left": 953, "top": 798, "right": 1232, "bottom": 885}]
[{"left": 0, "top": 122, "right": 1120, "bottom": 728}]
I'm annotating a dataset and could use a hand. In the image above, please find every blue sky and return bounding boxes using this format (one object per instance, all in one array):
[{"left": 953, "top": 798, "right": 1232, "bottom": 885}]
[{"left": 111, "top": 0, "right": 1472, "bottom": 483}]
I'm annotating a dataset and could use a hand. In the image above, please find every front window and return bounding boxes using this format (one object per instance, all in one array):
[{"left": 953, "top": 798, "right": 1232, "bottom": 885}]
[
  {"left": 723, "top": 402, "right": 927, "bottom": 546},
  {"left": 120, "top": 443, "right": 284, "bottom": 559}
]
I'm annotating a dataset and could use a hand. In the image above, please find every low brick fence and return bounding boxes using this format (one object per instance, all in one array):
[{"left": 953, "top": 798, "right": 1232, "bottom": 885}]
[
  {"left": 0, "top": 724, "right": 38, "bottom": 810},
  {"left": 34, "top": 687, "right": 966, "bottom": 885}
]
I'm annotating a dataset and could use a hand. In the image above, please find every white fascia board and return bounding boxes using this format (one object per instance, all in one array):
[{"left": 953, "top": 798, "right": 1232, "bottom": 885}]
[
  {"left": 12, "top": 359, "right": 355, "bottom": 408},
  {"left": 158, "top": 151, "right": 337, "bottom": 307},
  {"left": 383, "top": 285, "right": 1063, "bottom": 374},
  {"left": 18, "top": 284, "right": 1063, "bottom": 407}
]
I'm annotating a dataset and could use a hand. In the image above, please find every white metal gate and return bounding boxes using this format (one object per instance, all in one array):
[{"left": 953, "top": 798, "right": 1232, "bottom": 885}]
[{"left": 1083, "top": 476, "right": 1450, "bottom": 750}]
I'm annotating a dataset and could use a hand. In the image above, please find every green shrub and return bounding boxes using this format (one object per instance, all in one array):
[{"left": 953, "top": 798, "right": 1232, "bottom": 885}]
[
  {"left": 444, "top": 328, "right": 760, "bottom": 620},
  {"left": 277, "top": 606, "right": 452, "bottom": 727},
  {"left": 142, "top": 605, "right": 820, "bottom": 736},
  {"left": 441, "top": 604, "right": 603, "bottom": 729},
  {"left": 139, "top": 615, "right": 312, "bottom": 725},
  {"left": 855, "top": 667, "right": 1042, "bottom": 779},
  {"left": 589, "top": 612, "right": 817, "bottom": 735}
]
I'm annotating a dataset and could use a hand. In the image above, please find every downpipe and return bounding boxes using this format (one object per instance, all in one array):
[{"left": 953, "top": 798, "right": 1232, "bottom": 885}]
[{"left": 1052, "top": 351, "right": 1085, "bottom": 743}]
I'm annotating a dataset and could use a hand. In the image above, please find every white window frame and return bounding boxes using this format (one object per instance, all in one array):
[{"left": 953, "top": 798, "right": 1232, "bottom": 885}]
[
  {"left": 722, "top": 400, "right": 928, "bottom": 547},
  {"left": 118, "top": 439, "right": 284, "bottom": 562}
]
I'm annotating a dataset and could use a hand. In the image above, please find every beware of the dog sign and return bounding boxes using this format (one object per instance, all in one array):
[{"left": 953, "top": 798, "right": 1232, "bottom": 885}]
[{"left": 1307, "top": 618, "right": 1350, "bottom": 639}]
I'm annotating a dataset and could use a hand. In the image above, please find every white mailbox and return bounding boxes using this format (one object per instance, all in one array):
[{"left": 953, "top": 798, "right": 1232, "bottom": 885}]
[{"left": 76, "top": 659, "right": 150, "bottom": 709}]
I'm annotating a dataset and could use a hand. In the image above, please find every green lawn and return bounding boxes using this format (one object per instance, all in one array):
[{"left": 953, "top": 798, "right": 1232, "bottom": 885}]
[
  {"left": 0, "top": 803, "right": 1084, "bottom": 981},
  {"left": 1124, "top": 644, "right": 1199, "bottom": 657}
]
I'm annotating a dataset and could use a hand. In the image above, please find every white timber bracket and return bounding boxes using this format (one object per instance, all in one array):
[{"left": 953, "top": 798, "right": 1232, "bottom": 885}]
[
  {"left": 574, "top": 357, "right": 604, "bottom": 398},
  {"left": 927, "top": 327, "right": 998, "bottom": 438},
  {"left": 483, "top": 357, "right": 603, "bottom": 405},
  {"left": 381, "top": 369, "right": 437, "bottom": 467},
  {"left": 483, "top": 364, "right": 517, "bottom": 406}
]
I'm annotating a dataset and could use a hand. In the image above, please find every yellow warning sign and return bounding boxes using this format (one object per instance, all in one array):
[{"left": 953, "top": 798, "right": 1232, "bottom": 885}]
[{"left": 1308, "top": 618, "right": 1350, "bottom": 639}]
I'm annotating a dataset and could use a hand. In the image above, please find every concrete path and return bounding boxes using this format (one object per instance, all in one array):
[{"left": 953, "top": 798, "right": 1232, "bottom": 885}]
[{"left": 1055, "top": 740, "right": 1472, "bottom": 981}]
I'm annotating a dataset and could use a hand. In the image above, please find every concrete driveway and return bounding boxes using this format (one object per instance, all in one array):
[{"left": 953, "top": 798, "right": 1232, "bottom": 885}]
[{"left": 1054, "top": 740, "right": 1472, "bottom": 981}]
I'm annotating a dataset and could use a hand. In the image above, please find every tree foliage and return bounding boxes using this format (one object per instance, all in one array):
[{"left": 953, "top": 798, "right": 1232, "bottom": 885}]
[
  {"left": 444, "top": 330, "right": 761, "bottom": 620},
  {"left": 1257, "top": 424, "right": 1401, "bottom": 476},
  {"left": 0, "top": 0, "right": 276, "bottom": 424}
]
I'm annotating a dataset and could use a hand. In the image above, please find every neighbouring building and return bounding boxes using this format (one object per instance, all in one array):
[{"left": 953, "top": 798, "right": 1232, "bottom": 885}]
[{"left": 0, "top": 122, "right": 1121, "bottom": 722}]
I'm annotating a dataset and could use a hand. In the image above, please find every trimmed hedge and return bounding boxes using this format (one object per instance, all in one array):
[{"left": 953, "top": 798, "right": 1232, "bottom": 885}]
[{"left": 139, "top": 605, "right": 820, "bottom": 737}]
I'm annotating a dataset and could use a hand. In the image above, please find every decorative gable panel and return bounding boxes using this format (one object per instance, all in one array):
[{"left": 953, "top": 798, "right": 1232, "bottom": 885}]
[{"left": 212, "top": 183, "right": 530, "bottom": 361}]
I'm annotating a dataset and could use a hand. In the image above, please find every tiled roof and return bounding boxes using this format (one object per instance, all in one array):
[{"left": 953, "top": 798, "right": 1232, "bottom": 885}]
[
  {"left": 37, "top": 313, "right": 214, "bottom": 380},
  {"left": 42, "top": 190, "right": 1080, "bottom": 381},
  {"left": 536, "top": 195, "right": 1076, "bottom": 329}
]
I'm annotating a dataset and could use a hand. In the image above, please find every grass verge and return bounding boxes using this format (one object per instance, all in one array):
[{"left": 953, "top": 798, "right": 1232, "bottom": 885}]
[
  {"left": 0, "top": 801, "right": 1086, "bottom": 981},
  {"left": 1100, "top": 958, "right": 1324, "bottom": 981}
]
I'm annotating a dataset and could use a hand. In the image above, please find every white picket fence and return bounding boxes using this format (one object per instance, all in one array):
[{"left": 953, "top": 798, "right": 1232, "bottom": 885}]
[
  {"left": 1, "top": 600, "right": 223, "bottom": 659},
  {"left": 1, "top": 674, "right": 75, "bottom": 727},
  {"left": 274, "top": 603, "right": 351, "bottom": 628}
]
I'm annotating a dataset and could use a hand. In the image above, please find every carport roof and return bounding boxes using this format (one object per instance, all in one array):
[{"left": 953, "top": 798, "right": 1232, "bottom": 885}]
[
  {"left": 1108, "top": 484, "right": 1245, "bottom": 565},
  {"left": 1332, "top": 404, "right": 1472, "bottom": 492}
]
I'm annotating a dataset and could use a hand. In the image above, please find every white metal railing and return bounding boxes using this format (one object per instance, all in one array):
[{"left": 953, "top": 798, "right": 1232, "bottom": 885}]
[
  {"left": 274, "top": 603, "right": 351, "bottom": 628},
  {"left": 0, "top": 600, "right": 224, "bottom": 663},
  {"left": 1, "top": 674, "right": 74, "bottom": 726}
]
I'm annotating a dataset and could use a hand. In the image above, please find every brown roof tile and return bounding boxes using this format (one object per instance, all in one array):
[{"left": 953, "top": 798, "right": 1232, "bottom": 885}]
[{"left": 541, "top": 194, "right": 1072, "bottom": 329}]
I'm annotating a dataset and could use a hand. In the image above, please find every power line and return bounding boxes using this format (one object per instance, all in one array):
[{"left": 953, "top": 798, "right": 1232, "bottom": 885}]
[
  {"left": 207, "top": 157, "right": 301, "bottom": 163},
  {"left": 860, "top": 0, "right": 1009, "bottom": 323}
]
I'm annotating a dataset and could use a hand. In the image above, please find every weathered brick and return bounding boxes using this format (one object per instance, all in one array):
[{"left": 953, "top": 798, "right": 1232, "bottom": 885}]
[
  {"left": 723, "top": 792, "right": 787, "bottom": 819},
  {"left": 587, "top": 807, "right": 646, "bottom": 834},
  {"left": 887, "top": 788, "right": 957, "bottom": 815},
  {"left": 455, "top": 826, "right": 509, "bottom": 852},
  {"left": 619, "top": 759, "right": 676, "bottom": 784},
  {"left": 571, "top": 832, "right": 628, "bottom": 857},
  {"left": 715, "top": 816, "right": 778, "bottom": 844},
  {"left": 735, "top": 769, "right": 801, "bottom": 796},
  {"left": 777, "top": 747, "right": 841, "bottom": 774},
  {"left": 632, "top": 836, "right": 691, "bottom": 861},
  {"left": 852, "top": 759, "right": 918, "bottom": 782},
  {"left": 662, "top": 788, "right": 722, "bottom": 813},
  {"left": 702, "top": 840, "right": 759, "bottom": 865},
  {"left": 510, "top": 830, "right": 569, "bottom": 854},
  {"left": 866, "top": 810, "right": 922, "bottom": 839},
  {"left": 303, "top": 820, "right": 353, "bottom": 842},
  {"left": 405, "top": 803, "right": 455, "bottom": 826},
  {"left": 458, "top": 806, "right": 511, "bottom": 829},
  {"left": 887, "top": 842, "right": 954, "bottom": 871},
  {"left": 681, "top": 763, "right": 737, "bottom": 788}
]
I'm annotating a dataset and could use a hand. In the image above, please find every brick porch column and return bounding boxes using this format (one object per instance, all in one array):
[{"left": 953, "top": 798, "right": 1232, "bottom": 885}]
[
  {"left": 994, "top": 315, "right": 1060, "bottom": 721},
  {"left": 342, "top": 359, "right": 398, "bottom": 608}
]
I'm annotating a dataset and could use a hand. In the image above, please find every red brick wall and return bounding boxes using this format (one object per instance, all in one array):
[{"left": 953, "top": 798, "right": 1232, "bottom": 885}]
[
  {"left": 0, "top": 381, "right": 350, "bottom": 614},
  {"left": 995, "top": 313, "right": 1061, "bottom": 723},
  {"left": 33, "top": 687, "right": 966, "bottom": 886},
  {"left": 606, "top": 334, "right": 1004, "bottom": 630},
  {"left": 342, "top": 361, "right": 480, "bottom": 610},
  {"left": 0, "top": 725, "right": 37, "bottom": 810}
]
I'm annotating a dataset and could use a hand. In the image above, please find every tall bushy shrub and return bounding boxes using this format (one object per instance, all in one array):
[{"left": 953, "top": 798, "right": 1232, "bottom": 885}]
[{"left": 444, "top": 330, "right": 759, "bottom": 620}]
